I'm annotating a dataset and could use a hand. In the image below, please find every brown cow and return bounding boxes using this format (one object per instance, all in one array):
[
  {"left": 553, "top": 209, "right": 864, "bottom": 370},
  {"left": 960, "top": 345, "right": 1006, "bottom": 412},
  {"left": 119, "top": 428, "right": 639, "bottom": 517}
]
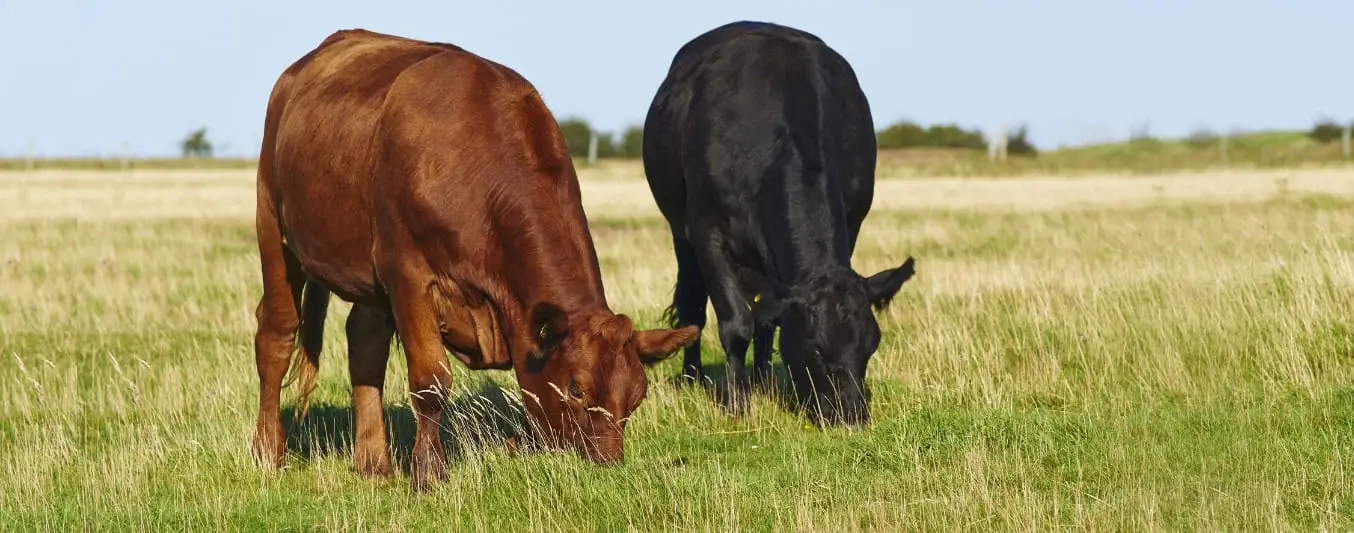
[{"left": 250, "top": 29, "right": 699, "bottom": 491}]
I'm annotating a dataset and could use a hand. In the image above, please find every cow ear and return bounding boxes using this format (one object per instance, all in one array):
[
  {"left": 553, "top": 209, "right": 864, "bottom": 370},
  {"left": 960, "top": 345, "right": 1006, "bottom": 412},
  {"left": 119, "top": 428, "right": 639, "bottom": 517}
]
[
  {"left": 527, "top": 302, "right": 570, "bottom": 369},
  {"left": 635, "top": 325, "right": 700, "bottom": 366},
  {"left": 865, "top": 256, "right": 916, "bottom": 311},
  {"left": 738, "top": 266, "right": 789, "bottom": 326}
]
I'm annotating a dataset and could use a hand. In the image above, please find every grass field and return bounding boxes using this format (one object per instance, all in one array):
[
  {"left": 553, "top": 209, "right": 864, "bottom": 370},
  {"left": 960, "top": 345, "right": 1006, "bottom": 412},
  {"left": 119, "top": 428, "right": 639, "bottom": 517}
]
[{"left": 2, "top": 167, "right": 1353, "bottom": 531}]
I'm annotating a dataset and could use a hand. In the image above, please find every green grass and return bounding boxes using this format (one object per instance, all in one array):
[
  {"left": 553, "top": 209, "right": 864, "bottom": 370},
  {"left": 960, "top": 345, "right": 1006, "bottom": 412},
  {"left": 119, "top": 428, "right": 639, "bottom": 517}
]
[
  {"left": 2, "top": 189, "right": 1353, "bottom": 530},
  {"left": 877, "top": 129, "right": 1353, "bottom": 177}
]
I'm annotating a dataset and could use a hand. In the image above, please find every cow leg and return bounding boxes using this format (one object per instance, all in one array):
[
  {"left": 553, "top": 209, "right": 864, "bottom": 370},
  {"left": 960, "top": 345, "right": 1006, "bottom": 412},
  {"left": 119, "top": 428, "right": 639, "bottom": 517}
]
[
  {"left": 751, "top": 323, "right": 776, "bottom": 390},
  {"left": 669, "top": 234, "right": 709, "bottom": 385},
  {"left": 691, "top": 240, "right": 755, "bottom": 412},
  {"left": 347, "top": 303, "right": 395, "bottom": 479},
  {"left": 251, "top": 208, "right": 306, "bottom": 469},
  {"left": 384, "top": 271, "right": 453, "bottom": 492}
]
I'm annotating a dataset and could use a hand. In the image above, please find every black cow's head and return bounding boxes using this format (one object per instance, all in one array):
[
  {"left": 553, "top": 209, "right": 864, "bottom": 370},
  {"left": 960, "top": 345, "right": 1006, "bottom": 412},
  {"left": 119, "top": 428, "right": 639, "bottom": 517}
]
[{"left": 739, "top": 257, "right": 915, "bottom": 427}]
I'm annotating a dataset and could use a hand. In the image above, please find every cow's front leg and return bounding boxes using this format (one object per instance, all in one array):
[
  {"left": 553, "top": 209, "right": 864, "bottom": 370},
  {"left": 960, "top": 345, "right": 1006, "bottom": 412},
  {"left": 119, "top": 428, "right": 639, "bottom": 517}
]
[
  {"left": 751, "top": 323, "right": 776, "bottom": 391},
  {"left": 384, "top": 270, "right": 454, "bottom": 493},
  {"left": 692, "top": 241, "right": 755, "bottom": 414}
]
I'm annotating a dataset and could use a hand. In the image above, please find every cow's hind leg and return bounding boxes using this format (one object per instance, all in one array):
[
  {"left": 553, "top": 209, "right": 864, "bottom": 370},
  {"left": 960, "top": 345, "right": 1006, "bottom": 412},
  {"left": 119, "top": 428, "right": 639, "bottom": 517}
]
[
  {"left": 665, "top": 234, "right": 709, "bottom": 385},
  {"left": 251, "top": 208, "right": 310, "bottom": 468},
  {"left": 346, "top": 303, "right": 395, "bottom": 478}
]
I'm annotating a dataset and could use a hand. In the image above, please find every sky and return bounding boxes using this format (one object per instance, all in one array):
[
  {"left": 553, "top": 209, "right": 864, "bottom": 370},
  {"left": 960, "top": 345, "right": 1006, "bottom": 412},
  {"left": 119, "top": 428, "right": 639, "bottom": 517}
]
[{"left": 0, "top": 0, "right": 1350, "bottom": 157}]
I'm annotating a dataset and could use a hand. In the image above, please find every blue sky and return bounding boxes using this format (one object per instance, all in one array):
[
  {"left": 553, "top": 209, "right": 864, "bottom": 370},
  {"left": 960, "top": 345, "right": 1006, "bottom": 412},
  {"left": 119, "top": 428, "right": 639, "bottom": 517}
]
[{"left": 0, "top": 1, "right": 1349, "bottom": 157}]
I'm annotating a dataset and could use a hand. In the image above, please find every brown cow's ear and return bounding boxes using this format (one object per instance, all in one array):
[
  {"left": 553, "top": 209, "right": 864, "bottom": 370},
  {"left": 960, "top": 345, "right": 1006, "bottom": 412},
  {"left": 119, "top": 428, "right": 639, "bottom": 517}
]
[
  {"left": 635, "top": 325, "right": 700, "bottom": 366},
  {"left": 528, "top": 303, "right": 570, "bottom": 367}
]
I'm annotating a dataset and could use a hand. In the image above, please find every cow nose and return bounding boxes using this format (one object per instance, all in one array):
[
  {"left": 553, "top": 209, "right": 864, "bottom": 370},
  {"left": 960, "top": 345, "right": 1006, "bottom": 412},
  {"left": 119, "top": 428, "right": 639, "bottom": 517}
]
[
  {"left": 585, "top": 449, "right": 624, "bottom": 465},
  {"left": 837, "top": 411, "right": 868, "bottom": 430},
  {"left": 580, "top": 434, "right": 625, "bottom": 465},
  {"left": 834, "top": 398, "right": 870, "bottom": 429}
]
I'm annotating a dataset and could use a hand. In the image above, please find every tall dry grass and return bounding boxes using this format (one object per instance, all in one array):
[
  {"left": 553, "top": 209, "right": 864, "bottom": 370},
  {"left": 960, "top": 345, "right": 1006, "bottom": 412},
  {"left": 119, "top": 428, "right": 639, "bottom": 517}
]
[{"left": 1, "top": 169, "right": 1351, "bottom": 530}]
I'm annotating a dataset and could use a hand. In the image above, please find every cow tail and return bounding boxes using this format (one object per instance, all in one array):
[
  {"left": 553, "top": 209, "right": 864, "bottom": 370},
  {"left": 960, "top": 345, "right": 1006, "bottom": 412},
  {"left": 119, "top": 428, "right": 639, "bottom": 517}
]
[
  {"left": 660, "top": 300, "right": 681, "bottom": 329},
  {"left": 284, "top": 282, "right": 329, "bottom": 421}
]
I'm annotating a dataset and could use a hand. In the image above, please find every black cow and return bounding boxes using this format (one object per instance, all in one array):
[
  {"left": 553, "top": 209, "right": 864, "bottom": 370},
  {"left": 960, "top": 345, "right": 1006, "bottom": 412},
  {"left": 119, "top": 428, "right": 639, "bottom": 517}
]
[{"left": 642, "top": 21, "right": 917, "bottom": 427}]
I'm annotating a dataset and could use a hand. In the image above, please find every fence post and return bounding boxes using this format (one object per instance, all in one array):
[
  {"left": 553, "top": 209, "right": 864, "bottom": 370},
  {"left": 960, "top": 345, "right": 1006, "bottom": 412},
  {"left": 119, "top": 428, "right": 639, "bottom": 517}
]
[
  {"left": 1343, "top": 125, "right": 1351, "bottom": 160},
  {"left": 987, "top": 124, "right": 1007, "bottom": 162},
  {"left": 587, "top": 132, "right": 598, "bottom": 166}
]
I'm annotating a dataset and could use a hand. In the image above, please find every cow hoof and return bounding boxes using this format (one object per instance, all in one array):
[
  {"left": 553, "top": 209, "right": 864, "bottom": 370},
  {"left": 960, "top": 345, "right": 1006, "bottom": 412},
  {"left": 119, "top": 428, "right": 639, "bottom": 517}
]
[
  {"left": 677, "top": 372, "right": 706, "bottom": 390},
  {"left": 250, "top": 429, "right": 286, "bottom": 469},
  {"left": 354, "top": 458, "right": 393, "bottom": 479},
  {"left": 750, "top": 368, "right": 774, "bottom": 394},
  {"left": 410, "top": 471, "right": 443, "bottom": 493},
  {"left": 723, "top": 389, "right": 752, "bottom": 417},
  {"left": 353, "top": 440, "right": 392, "bottom": 479},
  {"left": 410, "top": 456, "right": 448, "bottom": 493}
]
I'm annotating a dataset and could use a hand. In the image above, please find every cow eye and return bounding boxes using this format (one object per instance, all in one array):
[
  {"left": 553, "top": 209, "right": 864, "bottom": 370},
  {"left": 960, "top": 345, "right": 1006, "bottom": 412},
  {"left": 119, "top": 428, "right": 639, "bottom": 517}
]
[{"left": 568, "top": 378, "right": 584, "bottom": 399}]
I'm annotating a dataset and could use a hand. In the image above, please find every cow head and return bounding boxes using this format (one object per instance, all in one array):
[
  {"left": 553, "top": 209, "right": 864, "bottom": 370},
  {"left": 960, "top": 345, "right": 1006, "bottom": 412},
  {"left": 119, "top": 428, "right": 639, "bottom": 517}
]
[
  {"left": 518, "top": 303, "right": 698, "bottom": 463},
  {"left": 739, "top": 257, "right": 915, "bottom": 427}
]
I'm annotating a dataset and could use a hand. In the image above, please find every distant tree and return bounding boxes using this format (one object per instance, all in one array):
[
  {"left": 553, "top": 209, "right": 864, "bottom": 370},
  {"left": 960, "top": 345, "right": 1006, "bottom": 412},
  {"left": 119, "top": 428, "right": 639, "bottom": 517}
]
[
  {"left": 556, "top": 117, "right": 619, "bottom": 159},
  {"left": 1185, "top": 127, "right": 1220, "bottom": 149},
  {"left": 599, "top": 135, "right": 618, "bottom": 158},
  {"left": 557, "top": 117, "right": 594, "bottom": 158},
  {"left": 180, "top": 127, "right": 213, "bottom": 159},
  {"left": 926, "top": 123, "right": 986, "bottom": 149},
  {"left": 618, "top": 126, "right": 644, "bottom": 159},
  {"left": 1006, "top": 125, "right": 1037, "bottom": 156},
  {"left": 1309, "top": 119, "right": 1347, "bottom": 144},
  {"left": 876, "top": 120, "right": 928, "bottom": 149},
  {"left": 877, "top": 120, "right": 991, "bottom": 150},
  {"left": 1128, "top": 121, "right": 1161, "bottom": 148}
]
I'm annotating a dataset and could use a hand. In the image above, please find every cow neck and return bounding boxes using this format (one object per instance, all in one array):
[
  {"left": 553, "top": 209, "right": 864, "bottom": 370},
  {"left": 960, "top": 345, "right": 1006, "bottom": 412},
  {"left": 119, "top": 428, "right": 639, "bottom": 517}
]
[
  {"left": 756, "top": 170, "right": 853, "bottom": 286},
  {"left": 492, "top": 194, "right": 612, "bottom": 356}
]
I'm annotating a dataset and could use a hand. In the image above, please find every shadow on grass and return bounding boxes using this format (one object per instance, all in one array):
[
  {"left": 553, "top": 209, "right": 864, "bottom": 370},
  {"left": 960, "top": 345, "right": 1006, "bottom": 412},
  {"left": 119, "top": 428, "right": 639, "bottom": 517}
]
[
  {"left": 281, "top": 380, "right": 531, "bottom": 475},
  {"left": 661, "top": 359, "right": 877, "bottom": 427},
  {"left": 662, "top": 360, "right": 819, "bottom": 420}
]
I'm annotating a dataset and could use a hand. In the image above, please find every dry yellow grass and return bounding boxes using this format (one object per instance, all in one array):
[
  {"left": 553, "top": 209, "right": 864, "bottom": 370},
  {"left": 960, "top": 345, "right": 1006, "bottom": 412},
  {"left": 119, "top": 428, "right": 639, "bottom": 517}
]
[{"left": 4, "top": 165, "right": 1352, "bottom": 221}]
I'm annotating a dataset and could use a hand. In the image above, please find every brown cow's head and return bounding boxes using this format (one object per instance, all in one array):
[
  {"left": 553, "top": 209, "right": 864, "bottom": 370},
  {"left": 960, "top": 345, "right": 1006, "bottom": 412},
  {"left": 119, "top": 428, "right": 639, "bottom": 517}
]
[{"left": 518, "top": 303, "right": 699, "bottom": 463}]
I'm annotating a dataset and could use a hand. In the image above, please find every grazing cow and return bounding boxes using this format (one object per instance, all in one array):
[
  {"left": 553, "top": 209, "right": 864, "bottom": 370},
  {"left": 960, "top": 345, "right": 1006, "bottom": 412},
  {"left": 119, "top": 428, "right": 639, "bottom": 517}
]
[
  {"left": 251, "top": 29, "right": 698, "bottom": 491},
  {"left": 642, "top": 21, "right": 916, "bottom": 427}
]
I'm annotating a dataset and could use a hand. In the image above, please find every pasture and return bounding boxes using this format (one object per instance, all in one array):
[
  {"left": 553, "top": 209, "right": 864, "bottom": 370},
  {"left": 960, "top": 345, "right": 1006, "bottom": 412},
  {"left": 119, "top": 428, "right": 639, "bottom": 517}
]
[{"left": 2, "top": 165, "right": 1352, "bottom": 531}]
